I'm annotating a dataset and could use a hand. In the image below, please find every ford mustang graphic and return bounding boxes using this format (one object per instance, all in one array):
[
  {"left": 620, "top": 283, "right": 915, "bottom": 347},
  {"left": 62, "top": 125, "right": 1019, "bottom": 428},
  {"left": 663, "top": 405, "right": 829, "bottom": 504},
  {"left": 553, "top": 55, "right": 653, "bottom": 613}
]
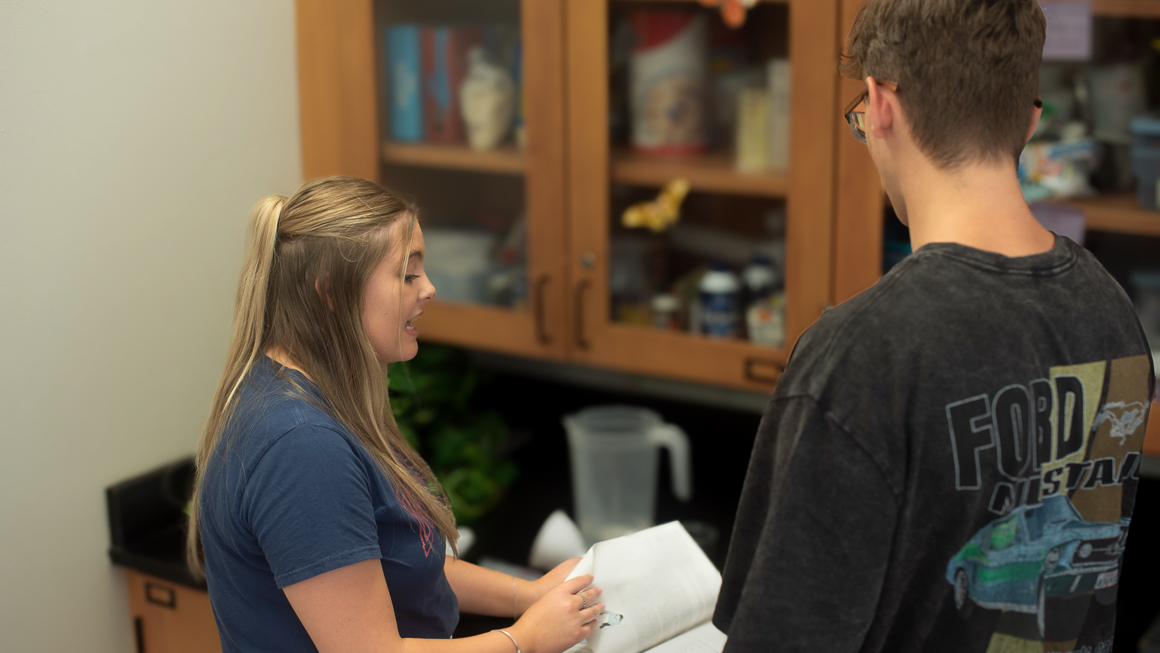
[{"left": 946, "top": 495, "right": 1129, "bottom": 637}]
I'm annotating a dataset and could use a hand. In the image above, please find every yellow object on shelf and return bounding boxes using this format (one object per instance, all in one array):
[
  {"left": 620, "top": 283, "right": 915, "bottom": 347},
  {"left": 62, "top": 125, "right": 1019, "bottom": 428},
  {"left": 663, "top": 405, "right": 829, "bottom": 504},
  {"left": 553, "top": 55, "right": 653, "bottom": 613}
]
[{"left": 621, "top": 178, "right": 691, "bottom": 233}]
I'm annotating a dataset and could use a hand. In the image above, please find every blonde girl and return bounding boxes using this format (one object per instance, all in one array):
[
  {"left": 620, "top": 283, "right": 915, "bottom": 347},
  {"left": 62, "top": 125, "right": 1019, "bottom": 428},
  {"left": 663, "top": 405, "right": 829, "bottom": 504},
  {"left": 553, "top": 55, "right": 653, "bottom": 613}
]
[{"left": 188, "top": 177, "right": 602, "bottom": 653}]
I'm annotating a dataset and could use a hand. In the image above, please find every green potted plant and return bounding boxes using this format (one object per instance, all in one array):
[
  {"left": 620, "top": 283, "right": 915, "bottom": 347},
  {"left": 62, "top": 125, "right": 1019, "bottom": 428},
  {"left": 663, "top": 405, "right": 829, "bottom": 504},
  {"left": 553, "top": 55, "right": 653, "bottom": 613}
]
[{"left": 388, "top": 345, "right": 518, "bottom": 524}]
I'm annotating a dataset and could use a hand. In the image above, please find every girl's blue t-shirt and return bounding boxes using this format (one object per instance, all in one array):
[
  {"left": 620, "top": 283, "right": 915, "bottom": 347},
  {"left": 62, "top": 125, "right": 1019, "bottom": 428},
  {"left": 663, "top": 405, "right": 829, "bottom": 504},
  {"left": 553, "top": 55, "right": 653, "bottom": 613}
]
[{"left": 199, "top": 357, "right": 458, "bottom": 652}]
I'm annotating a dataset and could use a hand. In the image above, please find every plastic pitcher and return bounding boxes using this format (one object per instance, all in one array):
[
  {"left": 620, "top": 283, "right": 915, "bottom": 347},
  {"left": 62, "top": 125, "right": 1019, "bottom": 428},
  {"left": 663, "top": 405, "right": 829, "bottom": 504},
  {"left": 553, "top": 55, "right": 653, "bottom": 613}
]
[{"left": 563, "top": 406, "right": 692, "bottom": 545}]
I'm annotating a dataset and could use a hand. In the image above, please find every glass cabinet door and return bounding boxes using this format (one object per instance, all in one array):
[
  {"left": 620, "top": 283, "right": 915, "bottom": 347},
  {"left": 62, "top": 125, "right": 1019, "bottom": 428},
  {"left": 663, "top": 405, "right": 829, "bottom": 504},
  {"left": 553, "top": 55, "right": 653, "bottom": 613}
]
[
  {"left": 376, "top": 0, "right": 569, "bottom": 358},
  {"left": 566, "top": 0, "right": 839, "bottom": 390},
  {"left": 298, "top": 0, "right": 569, "bottom": 359}
]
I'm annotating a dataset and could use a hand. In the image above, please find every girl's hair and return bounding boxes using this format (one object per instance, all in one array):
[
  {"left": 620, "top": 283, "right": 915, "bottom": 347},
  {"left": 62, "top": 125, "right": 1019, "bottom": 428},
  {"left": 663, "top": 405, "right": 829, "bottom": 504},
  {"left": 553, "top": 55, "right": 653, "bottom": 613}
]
[{"left": 187, "top": 176, "right": 456, "bottom": 577}]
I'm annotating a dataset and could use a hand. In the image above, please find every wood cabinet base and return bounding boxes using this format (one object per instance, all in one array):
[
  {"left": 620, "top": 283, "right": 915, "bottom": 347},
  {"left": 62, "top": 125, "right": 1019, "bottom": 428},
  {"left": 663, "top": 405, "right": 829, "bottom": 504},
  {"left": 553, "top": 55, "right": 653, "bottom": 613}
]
[
  {"left": 1145, "top": 401, "right": 1160, "bottom": 457},
  {"left": 126, "top": 570, "right": 220, "bottom": 653}
]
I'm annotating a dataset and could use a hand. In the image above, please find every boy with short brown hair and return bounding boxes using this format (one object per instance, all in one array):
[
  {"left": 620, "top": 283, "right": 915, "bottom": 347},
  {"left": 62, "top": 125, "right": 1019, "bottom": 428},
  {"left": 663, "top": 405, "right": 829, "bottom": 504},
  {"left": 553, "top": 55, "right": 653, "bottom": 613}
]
[
  {"left": 712, "top": 1, "right": 1154, "bottom": 651},
  {"left": 841, "top": 0, "right": 1046, "bottom": 169}
]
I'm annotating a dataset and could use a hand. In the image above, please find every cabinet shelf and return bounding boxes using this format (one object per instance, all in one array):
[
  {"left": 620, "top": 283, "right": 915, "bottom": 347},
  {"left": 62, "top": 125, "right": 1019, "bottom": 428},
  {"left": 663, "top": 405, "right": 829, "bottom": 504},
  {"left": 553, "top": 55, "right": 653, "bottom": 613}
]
[
  {"left": 611, "top": 149, "right": 788, "bottom": 198},
  {"left": 381, "top": 142, "right": 526, "bottom": 176},
  {"left": 1060, "top": 194, "right": 1160, "bottom": 237}
]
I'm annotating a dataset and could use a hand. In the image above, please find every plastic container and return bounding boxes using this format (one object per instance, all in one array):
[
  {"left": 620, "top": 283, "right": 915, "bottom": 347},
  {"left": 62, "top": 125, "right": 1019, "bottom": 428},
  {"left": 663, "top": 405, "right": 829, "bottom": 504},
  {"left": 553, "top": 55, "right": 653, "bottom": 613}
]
[
  {"left": 747, "top": 293, "right": 785, "bottom": 348},
  {"left": 563, "top": 406, "right": 691, "bottom": 545},
  {"left": 742, "top": 254, "right": 777, "bottom": 301},
  {"left": 422, "top": 229, "right": 497, "bottom": 304},
  {"left": 699, "top": 262, "right": 740, "bottom": 338},
  {"left": 650, "top": 293, "right": 681, "bottom": 331},
  {"left": 1130, "top": 113, "right": 1160, "bottom": 210},
  {"left": 1130, "top": 270, "right": 1160, "bottom": 352},
  {"left": 610, "top": 236, "right": 655, "bottom": 325},
  {"left": 741, "top": 254, "right": 776, "bottom": 342},
  {"left": 628, "top": 10, "right": 708, "bottom": 154},
  {"left": 1089, "top": 63, "right": 1147, "bottom": 143}
]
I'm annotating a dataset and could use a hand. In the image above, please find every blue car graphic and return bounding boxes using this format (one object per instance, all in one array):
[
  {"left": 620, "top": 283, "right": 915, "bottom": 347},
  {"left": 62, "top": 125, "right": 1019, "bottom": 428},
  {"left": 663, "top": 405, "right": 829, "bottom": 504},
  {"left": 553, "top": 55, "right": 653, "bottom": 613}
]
[{"left": 945, "top": 495, "right": 1129, "bottom": 638}]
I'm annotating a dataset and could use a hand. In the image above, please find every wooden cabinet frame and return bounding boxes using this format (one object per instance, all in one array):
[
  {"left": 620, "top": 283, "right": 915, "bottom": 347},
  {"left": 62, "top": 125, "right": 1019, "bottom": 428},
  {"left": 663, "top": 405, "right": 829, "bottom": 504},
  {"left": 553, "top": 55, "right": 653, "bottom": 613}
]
[
  {"left": 296, "top": 0, "right": 570, "bottom": 360},
  {"left": 566, "top": 0, "right": 840, "bottom": 390},
  {"left": 126, "top": 570, "right": 221, "bottom": 653},
  {"left": 294, "top": 0, "right": 886, "bottom": 391}
]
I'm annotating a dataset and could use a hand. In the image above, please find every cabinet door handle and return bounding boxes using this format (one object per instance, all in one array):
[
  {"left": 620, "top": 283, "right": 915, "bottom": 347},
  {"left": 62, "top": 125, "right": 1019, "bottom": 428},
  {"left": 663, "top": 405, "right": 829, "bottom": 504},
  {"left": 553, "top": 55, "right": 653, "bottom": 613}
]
[
  {"left": 574, "top": 279, "right": 591, "bottom": 349},
  {"left": 534, "top": 274, "right": 551, "bottom": 345},
  {"left": 145, "top": 582, "right": 176, "bottom": 609},
  {"left": 134, "top": 617, "right": 145, "bottom": 653},
  {"left": 744, "top": 357, "right": 784, "bottom": 385}
]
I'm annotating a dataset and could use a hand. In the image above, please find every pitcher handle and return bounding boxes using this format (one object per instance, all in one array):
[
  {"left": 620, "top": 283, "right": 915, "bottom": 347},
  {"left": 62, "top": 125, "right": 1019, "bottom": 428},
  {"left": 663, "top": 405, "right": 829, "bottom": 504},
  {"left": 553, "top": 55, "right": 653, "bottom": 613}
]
[{"left": 648, "top": 424, "right": 692, "bottom": 501}]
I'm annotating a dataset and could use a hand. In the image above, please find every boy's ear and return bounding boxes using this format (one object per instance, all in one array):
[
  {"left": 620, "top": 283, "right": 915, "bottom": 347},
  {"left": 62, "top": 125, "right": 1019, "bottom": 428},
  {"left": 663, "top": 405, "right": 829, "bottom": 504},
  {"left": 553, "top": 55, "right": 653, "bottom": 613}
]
[
  {"left": 314, "top": 278, "right": 335, "bottom": 311},
  {"left": 865, "top": 76, "right": 895, "bottom": 139},
  {"left": 1025, "top": 101, "right": 1043, "bottom": 144}
]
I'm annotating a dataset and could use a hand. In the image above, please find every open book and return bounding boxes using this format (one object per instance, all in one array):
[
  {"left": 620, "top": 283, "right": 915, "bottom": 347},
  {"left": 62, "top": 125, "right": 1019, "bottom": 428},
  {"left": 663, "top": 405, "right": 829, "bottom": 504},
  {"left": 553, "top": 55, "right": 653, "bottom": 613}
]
[{"left": 563, "top": 522, "right": 727, "bottom": 653}]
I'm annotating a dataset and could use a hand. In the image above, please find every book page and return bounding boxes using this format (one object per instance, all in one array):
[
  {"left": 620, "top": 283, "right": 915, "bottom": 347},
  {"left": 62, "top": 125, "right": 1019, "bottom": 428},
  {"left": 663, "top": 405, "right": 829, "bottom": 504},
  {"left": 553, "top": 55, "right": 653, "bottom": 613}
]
[
  {"left": 642, "top": 622, "right": 726, "bottom": 653},
  {"left": 564, "top": 623, "right": 726, "bottom": 653},
  {"left": 564, "top": 522, "right": 722, "bottom": 653}
]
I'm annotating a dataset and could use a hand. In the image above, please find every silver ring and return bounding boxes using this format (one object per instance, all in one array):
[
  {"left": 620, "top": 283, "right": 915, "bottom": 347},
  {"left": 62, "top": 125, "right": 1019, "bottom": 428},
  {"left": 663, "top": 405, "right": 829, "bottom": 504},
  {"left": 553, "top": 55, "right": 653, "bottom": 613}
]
[{"left": 579, "top": 592, "right": 589, "bottom": 610}]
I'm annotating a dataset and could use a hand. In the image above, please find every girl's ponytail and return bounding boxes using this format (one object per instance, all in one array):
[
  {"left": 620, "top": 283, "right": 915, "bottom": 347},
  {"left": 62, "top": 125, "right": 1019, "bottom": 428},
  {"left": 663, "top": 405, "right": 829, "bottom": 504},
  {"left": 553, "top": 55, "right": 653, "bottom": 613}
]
[
  {"left": 226, "top": 195, "right": 284, "bottom": 407},
  {"left": 187, "top": 195, "right": 284, "bottom": 577}
]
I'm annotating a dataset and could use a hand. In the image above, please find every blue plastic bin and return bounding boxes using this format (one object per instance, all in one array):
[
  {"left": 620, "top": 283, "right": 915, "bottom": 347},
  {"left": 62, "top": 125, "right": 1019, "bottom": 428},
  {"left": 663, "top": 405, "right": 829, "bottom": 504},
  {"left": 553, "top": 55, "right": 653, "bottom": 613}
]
[{"left": 1130, "top": 113, "right": 1160, "bottom": 209}]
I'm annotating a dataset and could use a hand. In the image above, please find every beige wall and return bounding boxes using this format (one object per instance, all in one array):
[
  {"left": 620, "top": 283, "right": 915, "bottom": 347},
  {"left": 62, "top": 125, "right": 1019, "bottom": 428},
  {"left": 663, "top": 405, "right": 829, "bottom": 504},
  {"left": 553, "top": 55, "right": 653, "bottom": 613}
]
[{"left": 0, "top": 1, "right": 301, "bottom": 650}]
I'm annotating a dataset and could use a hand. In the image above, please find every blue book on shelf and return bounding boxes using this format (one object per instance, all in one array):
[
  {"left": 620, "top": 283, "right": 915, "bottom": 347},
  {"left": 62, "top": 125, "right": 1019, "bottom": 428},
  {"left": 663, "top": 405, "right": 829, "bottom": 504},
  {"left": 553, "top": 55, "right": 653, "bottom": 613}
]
[{"left": 385, "top": 24, "right": 423, "bottom": 142}]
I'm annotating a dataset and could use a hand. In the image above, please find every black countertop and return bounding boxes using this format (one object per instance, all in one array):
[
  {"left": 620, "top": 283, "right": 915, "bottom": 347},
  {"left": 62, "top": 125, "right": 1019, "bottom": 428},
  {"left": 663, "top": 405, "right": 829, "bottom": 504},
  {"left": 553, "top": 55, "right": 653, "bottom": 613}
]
[{"left": 107, "top": 456, "right": 205, "bottom": 589}]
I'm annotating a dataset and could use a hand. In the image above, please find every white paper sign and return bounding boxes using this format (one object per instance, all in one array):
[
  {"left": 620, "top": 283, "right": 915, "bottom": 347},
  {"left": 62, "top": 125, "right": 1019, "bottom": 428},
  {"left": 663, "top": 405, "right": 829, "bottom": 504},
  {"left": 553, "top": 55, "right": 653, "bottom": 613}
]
[{"left": 1041, "top": 1, "right": 1093, "bottom": 61}]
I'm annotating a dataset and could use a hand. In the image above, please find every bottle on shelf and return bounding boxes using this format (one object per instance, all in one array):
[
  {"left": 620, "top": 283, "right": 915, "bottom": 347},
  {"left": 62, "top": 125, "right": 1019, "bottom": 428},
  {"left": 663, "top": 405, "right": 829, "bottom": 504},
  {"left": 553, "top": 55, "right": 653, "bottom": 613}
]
[
  {"left": 741, "top": 254, "right": 777, "bottom": 305},
  {"left": 700, "top": 262, "right": 741, "bottom": 339},
  {"left": 742, "top": 254, "right": 784, "bottom": 347},
  {"left": 651, "top": 293, "right": 681, "bottom": 331},
  {"left": 628, "top": 10, "right": 709, "bottom": 155}
]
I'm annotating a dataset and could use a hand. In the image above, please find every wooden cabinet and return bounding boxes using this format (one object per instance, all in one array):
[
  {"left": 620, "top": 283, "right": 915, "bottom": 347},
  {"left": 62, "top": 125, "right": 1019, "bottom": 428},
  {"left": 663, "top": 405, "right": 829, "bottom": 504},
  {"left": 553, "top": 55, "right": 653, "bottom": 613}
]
[
  {"left": 293, "top": 0, "right": 938, "bottom": 391},
  {"left": 126, "top": 570, "right": 220, "bottom": 653},
  {"left": 564, "top": 0, "right": 838, "bottom": 390},
  {"left": 295, "top": 1, "right": 1160, "bottom": 394}
]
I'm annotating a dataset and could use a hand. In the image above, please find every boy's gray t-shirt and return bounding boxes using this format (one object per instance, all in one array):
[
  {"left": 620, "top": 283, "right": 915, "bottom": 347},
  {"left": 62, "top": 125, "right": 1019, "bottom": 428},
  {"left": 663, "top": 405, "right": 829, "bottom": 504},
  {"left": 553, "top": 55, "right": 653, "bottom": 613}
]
[{"left": 714, "top": 235, "right": 1154, "bottom": 653}]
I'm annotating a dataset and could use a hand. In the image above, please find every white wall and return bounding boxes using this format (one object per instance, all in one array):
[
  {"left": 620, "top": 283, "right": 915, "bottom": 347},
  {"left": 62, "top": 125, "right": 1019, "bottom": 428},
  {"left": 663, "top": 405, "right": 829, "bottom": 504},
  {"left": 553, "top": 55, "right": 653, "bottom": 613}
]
[{"left": 0, "top": 1, "right": 301, "bottom": 650}]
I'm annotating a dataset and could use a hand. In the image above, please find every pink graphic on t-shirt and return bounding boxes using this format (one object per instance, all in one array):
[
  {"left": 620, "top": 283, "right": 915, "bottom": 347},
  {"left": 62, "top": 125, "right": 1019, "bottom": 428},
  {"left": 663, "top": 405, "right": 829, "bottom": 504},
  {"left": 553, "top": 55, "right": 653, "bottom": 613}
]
[{"left": 393, "top": 455, "right": 437, "bottom": 557}]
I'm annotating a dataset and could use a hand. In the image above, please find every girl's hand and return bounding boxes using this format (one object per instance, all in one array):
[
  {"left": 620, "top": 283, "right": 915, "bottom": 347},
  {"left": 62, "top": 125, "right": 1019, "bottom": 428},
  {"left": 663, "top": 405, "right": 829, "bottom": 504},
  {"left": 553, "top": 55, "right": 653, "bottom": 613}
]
[
  {"left": 519, "top": 558, "right": 582, "bottom": 614},
  {"left": 509, "top": 574, "right": 604, "bottom": 653}
]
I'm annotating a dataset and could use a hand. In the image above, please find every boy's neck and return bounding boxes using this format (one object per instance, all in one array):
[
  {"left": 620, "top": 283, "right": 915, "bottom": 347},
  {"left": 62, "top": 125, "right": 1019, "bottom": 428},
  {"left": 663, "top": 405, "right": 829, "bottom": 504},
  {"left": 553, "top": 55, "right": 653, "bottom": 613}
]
[{"left": 896, "top": 157, "right": 1056, "bottom": 258}]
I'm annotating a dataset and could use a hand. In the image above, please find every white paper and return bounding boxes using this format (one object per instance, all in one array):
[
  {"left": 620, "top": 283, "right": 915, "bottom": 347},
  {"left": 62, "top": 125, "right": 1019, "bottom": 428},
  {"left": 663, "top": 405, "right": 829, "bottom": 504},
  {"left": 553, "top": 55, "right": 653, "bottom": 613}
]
[
  {"left": 641, "top": 623, "right": 726, "bottom": 653},
  {"left": 565, "top": 522, "right": 722, "bottom": 653},
  {"left": 563, "top": 623, "right": 726, "bottom": 653},
  {"left": 1041, "top": 1, "right": 1092, "bottom": 61}
]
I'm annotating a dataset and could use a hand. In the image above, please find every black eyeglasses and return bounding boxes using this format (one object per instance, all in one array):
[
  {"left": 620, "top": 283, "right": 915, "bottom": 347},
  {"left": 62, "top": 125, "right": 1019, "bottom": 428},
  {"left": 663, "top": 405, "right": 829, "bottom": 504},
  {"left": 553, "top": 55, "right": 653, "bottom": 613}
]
[
  {"left": 842, "top": 82, "right": 1044, "bottom": 143},
  {"left": 843, "top": 81, "right": 899, "bottom": 144}
]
